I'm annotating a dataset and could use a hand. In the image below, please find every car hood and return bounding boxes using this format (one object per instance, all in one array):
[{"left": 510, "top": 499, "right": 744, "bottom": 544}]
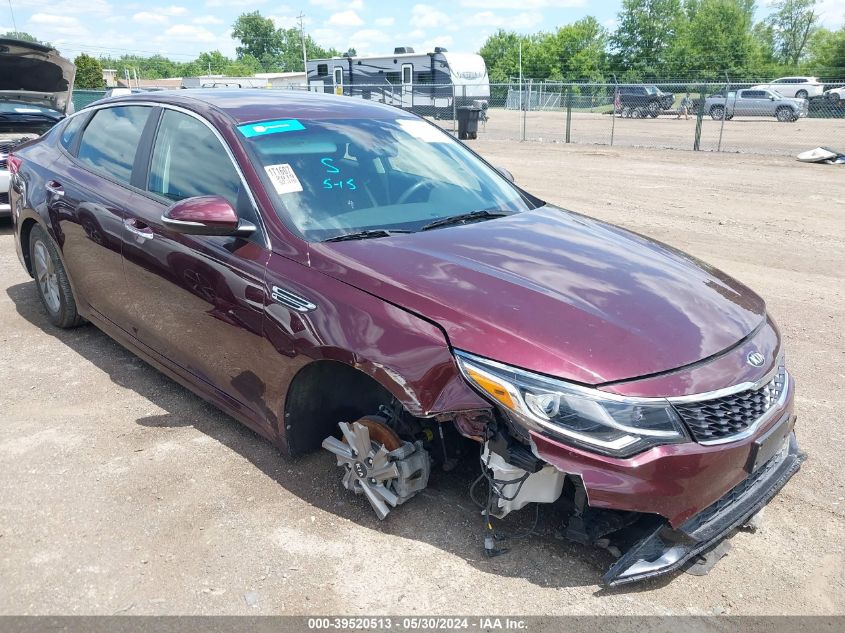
[
  {"left": 0, "top": 39, "right": 75, "bottom": 113},
  {"left": 309, "top": 206, "right": 766, "bottom": 385}
]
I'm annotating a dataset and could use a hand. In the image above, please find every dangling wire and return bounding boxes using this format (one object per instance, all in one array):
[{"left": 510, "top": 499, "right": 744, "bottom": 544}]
[{"left": 469, "top": 441, "right": 541, "bottom": 554}]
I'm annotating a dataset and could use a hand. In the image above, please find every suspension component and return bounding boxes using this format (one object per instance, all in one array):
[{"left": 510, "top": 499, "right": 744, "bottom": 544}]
[{"left": 322, "top": 418, "right": 430, "bottom": 520}]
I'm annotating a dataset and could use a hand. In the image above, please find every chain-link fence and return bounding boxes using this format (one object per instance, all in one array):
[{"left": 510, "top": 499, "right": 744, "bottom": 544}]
[
  {"left": 72, "top": 79, "right": 845, "bottom": 157},
  {"left": 278, "top": 79, "right": 845, "bottom": 156}
]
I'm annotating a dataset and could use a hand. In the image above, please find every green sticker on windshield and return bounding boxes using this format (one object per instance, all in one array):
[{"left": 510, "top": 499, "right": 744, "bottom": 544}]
[{"left": 238, "top": 119, "right": 305, "bottom": 138}]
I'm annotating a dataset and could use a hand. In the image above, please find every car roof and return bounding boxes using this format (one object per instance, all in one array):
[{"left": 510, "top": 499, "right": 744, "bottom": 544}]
[{"left": 109, "top": 88, "right": 414, "bottom": 124}]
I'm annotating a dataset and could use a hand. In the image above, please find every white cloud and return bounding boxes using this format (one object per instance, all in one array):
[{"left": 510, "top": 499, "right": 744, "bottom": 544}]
[
  {"left": 193, "top": 16, "right": 224, "bottom": 25},
  {"left": 328, "top": 10, "right": 364, "bottom": 27},
  {"left": 133, "top": 12, "right": 168, "bottom": 24},
  {"left": 313, "top": 27, "right": 344, "bottom": 45},
  {"left": 406, "top": 29, "right": 426, "bottom": 40},
  {"left": 206, "top": 0, "right": 266, "bottom": 7},
  {"left": 14, "top": 0, "right": 113, "bottom": 17},
  {"left": 161, "top": 6, "right": 189, "bottom": 16},
  {"left": 28, "top": 13, "right": 92, "bottom": 37},
  {"left": 310, "top": 28, "right": 390, "bottom": 55},
  {"left": 816, "top": 0, "right": 845, "bottom": 28},
  {"left": 410, "top": 4, "right": 451, "bottom": 29},
  {"left": 470, "top": 11, "right": 544, "bottom": 30},
  {"left": 163, "top": 24, "right": 217, "bottom": 43},
  {"left": 270, "top": 14, "right": 301, "bottom": 29},
  {"left": 460, "top": 0, "right": 583, "bottom": 7},
  {"left": 374, "top": 17, "right": 395, "bottom": 27},
  {"left": 310, "top": 0, "right": 364, "bottom": 10},
  {"left": 417, "top": 35, "right": 454, "bottom": 54}
]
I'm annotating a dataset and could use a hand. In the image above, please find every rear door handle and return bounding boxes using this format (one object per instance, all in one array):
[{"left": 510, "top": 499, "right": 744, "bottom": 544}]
[
  {"left": 124, "top": 217, "right": 154, "bottom": 240},
  {"left": 45, "top": 181, "right": 64, "bottom": 197}
]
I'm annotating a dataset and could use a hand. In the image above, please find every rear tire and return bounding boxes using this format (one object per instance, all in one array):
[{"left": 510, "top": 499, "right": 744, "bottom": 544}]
[
  {"left": 710, "top": 105, "right": 725, "bottom": 120},
  {"left": 795, "top": 90, "right": 808, "bottom": 100},
  {"left": 28, "top": 225, "right": 83, "bottom": 328}
]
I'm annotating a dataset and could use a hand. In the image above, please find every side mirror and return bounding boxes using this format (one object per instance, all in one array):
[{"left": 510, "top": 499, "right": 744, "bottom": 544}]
[
  {"left": 496, "top": 166, "right": 515, "bottom": 183},
  {"left": 770, "top": 96, "right": 775, "bottom": 101},
  {"left": 162, "top": 195, "right": 256, "bottom": 237}
]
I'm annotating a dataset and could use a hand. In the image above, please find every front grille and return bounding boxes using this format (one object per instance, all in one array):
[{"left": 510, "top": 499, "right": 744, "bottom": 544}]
[
  {"left": 1, "top": 140, "right": 15, "bottom": 170},
  {"left": 674, "top": 364, "right": 787, "bottom": 443}
]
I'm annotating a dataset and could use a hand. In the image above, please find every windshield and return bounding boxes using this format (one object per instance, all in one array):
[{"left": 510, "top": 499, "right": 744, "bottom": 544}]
[{"left": 240, "top": 116, "right": 537, "bottom": 241}]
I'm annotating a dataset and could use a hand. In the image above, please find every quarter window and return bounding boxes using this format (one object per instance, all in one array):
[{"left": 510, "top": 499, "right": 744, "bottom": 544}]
[
  {"left": 76, "top": 106, "right": 151, "bottom": 184},
  {"left": 147, "top": 109, "right": 241, "bottom": 208},
  {"left": 60, "top": 114, "right": 87, "bottom": 152}
]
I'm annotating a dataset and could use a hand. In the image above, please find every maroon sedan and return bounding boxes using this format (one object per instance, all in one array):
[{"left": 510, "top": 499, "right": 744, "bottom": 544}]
[{"left": 7, "top": 90, "right": 801, "bottom": 585}]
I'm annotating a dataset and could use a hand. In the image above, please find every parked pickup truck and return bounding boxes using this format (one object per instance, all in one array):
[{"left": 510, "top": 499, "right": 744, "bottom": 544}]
[
  {"left": 617, "top": 85, "right": 675, "bottom": 118},
  {"left": 705, "top": 89, "right": 808, "bottom": 122}
]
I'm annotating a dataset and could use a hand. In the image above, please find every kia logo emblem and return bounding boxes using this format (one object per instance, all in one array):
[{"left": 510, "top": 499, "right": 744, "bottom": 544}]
[{"left": 747, "top": 352, "right": 765, "bottom": 367}]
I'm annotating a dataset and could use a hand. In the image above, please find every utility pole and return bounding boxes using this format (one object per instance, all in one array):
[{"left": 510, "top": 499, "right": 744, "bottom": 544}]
[
  {"left": 7, "top": 0, "right": 18, "bottom": 33},
  {"left": 297, "top": 12, "right": 307, "bottom": 73}
]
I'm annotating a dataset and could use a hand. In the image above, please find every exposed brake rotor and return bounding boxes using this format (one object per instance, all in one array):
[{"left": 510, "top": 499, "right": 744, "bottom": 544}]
[{"left": 322, "top": 416, "right": 430, "bottom": 520}]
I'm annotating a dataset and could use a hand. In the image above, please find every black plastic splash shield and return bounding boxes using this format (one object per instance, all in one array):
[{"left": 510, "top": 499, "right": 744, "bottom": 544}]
[{"left": 603, "top": 429, "right": 803, "bottom": 586}]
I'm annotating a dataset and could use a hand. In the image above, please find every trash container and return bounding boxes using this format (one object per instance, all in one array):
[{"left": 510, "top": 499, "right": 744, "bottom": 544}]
[{"left": 457, "top": 106, "right": 481, "bottom": 140}]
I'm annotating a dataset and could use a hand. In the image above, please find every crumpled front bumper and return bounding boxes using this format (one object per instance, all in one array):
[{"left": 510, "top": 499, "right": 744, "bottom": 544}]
[{"left": 603, "top": 430, "right": 803, "bottom": 586}]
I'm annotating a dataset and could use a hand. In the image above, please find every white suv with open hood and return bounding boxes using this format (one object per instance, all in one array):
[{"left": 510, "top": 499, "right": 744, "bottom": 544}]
[{"left": 0, "top": 38, "right": 75, "bottom": 217}]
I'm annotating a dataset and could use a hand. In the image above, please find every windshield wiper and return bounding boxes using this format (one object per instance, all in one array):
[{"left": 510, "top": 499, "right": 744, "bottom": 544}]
[
  {"left": 323, "top": 229, "right": 412, "bottom": 243},
  {"left": 420, "top": 209, "right": 510, "bottom": 232}
]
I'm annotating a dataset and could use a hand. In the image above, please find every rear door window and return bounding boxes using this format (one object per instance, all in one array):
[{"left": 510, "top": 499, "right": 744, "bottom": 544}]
[{"left": 76, "top": 106, "right": 151, "bottom": 184}]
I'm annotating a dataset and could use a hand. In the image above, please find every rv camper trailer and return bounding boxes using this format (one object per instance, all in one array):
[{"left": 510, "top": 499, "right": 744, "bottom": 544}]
[{"left": 306, "top": 47, "right": 489, "bottom": 118}]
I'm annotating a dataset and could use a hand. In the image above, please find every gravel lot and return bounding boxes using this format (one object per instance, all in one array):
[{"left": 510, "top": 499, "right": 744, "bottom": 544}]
[
  {"left": 1, "top": 142, "right": 843, "bottom": 616},
  {"left": 437, "top": 108, "right": 845, "bottom": 156}
]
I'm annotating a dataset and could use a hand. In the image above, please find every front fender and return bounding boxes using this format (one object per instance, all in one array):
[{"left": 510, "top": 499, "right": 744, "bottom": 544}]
[{"left": 263, "top": 252, "right": 488, "bottom": 419}]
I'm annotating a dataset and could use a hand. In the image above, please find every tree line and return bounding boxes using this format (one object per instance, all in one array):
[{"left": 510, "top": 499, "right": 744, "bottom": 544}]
[
  {"left": 6, "top": 2, "right": 845, "bottom": 89},
  {"left": 480, "top": 0, "right": 845, "bottom": 82},
  {"left": 4, "top": 11, "right": 342, "bottom": 89}
]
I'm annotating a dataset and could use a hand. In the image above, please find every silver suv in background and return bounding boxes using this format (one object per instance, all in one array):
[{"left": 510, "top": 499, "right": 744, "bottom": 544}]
[
  {"left": 0, "top": 38, "right": 74, "bottom": 217},
  {"left": 705, "top": 89, "right": 808, "bottom": 122}
]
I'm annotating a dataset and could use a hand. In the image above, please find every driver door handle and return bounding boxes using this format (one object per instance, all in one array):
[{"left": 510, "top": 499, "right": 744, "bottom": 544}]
[{"left": 124, "top": 217, "right": 154, "bottom": 240}]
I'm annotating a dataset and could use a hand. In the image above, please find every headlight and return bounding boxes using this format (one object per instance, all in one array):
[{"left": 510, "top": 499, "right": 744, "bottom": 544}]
[{"left": 455, "top": 351, "right": 688, "bottom": 458}]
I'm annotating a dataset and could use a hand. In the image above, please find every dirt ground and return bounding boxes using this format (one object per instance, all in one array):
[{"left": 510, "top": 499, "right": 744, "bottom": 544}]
[
  {"left": 435, "top": 108, "right": 845, "bottom": 156},
  {"left": 1, "top": 142, "right": 843, "bottom": 616}
]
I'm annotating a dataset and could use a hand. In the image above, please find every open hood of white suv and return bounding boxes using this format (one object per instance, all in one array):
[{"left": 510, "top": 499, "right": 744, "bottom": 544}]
[{"left": 0, "top": 39, "right": 75, "bottom": 114}]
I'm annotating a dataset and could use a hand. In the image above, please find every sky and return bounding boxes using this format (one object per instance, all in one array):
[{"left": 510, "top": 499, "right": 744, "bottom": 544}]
[{"left": 3, "top": 0, "right": 844, "bottom": 62}]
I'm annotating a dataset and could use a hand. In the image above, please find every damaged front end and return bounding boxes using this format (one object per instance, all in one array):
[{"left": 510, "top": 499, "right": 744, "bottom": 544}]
[
  {"left": 453, "top": 348, "right": 803, "bottom": 585},
  {"left": 321, "top": 345, "right": 802, "bottom": 586}
]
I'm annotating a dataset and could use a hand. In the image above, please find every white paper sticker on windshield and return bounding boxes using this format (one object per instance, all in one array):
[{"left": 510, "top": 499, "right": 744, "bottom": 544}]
[
  {"left": 14, "top": 107, "right": 42, "bottom": 113},
  {"left": 265, "top": 163, "right": 303, "bottom": 194},
  {"left": 397, "top": 118, "right": 452, "bottom": 143}
]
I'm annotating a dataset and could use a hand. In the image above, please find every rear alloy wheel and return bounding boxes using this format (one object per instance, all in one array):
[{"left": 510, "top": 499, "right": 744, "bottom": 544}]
[
  {"left": 795, "top": 90, "right": 808, "bottom": 100},
  {"left": 710, "top": 105, "right": 725, "bottom": 120},
  {"left": 776, "top": 107, "right": 794, "bottom": 122},
  {"left": 29, "top": 225, "right": 83, "bottom": 328}
]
